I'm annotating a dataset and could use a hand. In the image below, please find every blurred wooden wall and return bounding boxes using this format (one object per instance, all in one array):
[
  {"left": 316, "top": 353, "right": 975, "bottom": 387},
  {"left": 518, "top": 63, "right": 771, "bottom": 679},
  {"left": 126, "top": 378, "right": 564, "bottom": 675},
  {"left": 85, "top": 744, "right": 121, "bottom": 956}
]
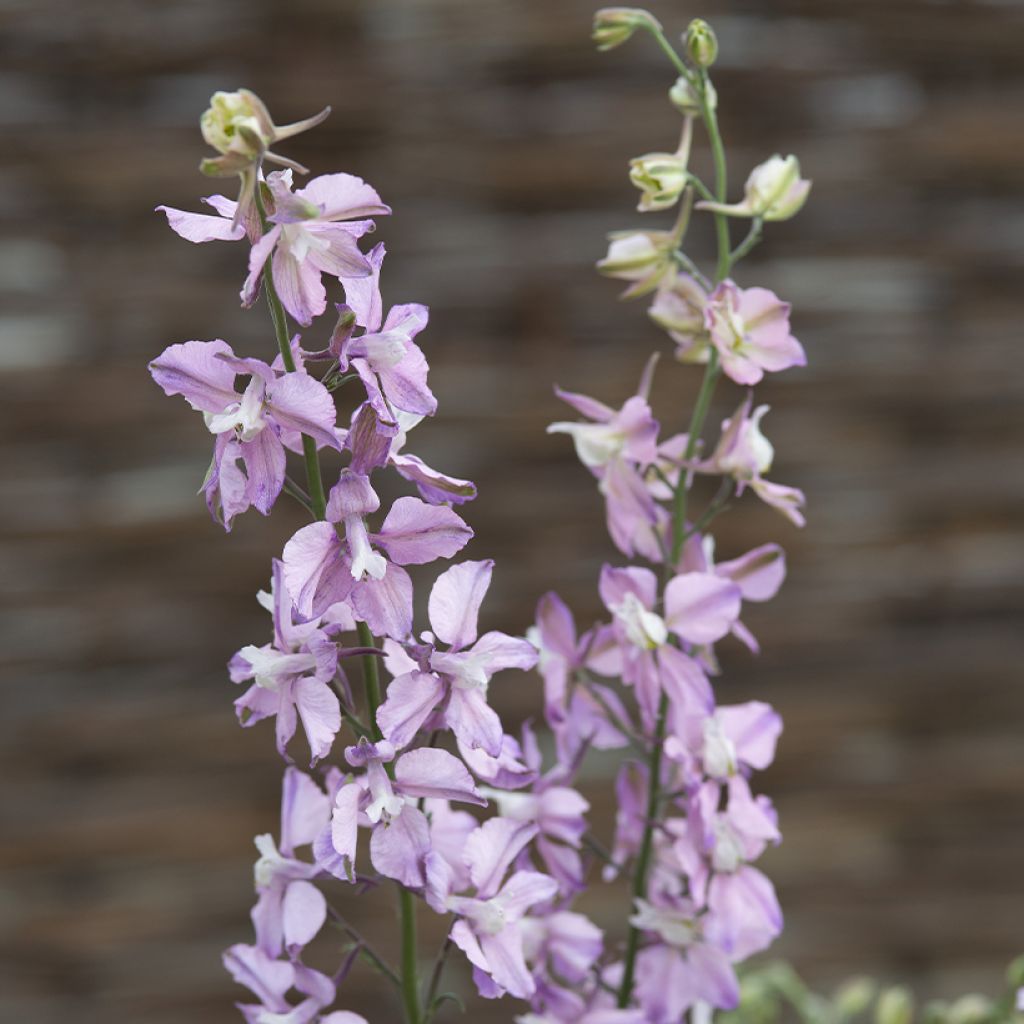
[{"left": 1, "top": 0, "right": 1022, "bottom": 1020}]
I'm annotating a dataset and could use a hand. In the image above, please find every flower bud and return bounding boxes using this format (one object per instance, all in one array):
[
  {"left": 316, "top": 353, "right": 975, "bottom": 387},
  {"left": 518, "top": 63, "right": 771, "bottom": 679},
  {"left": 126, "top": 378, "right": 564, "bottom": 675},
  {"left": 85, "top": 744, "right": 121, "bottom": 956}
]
[
  {"left": 668, "top": 75, "right": 712, "bottom": 117},
  {"left": 629, "top": 151, "right": 689, "bottom": 212},
  {"left": 696, "top": 154, "right": 811, "bottom": 222},
  {"left": 201, "top": 89, "right": 275, "bottom": 161},
  {"left": 876, "top": 987, "right": 914, "bottom": 1024},
  {"left": 597, "top": 230, "right": 675, "bottom": 298},
  {"left": 685, "top": 19, "right": 718, "bottom": 69},
  {"left": 593, "top": 8, "right": 662, "bottom": 51}
]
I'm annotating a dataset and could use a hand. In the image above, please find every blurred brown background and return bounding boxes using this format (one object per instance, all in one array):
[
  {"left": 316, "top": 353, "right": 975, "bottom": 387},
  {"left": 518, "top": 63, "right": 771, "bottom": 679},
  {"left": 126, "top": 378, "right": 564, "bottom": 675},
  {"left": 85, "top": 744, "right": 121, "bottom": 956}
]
[{"left": 2, "top": 0, "right": 1023, "bottom": 1020}]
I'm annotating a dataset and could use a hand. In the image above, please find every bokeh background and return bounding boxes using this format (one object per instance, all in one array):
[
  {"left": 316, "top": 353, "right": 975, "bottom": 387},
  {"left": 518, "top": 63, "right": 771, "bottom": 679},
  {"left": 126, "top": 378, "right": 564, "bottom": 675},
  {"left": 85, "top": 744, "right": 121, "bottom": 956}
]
[{"left": 2, "top": 0, "right": 1023, "bottom": 1020}]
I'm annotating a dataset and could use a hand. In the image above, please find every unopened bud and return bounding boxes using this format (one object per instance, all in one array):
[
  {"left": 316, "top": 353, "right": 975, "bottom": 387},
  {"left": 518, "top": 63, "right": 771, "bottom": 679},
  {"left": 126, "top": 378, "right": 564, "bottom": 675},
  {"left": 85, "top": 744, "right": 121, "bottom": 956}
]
[
  {"left": 685, "top": 19, "right": 718, "bottom": 69},
  {"left": 597, "top": 230, "right": 675, "bottom": 298},
  {"left": 629, "top": 151, "right": 689, "bottom": 212},
  {"left": 201, "top": 90, "right": 275, "bottom": 161},
  {"left": 876, "top": 987, "right": 914, "bottom": 1024},
  {"left": 668, "top": 76, "right": 712, "bottom": 117},
  {"left": 696, "top": 153, "right": 811, "bottom": 222},
  {"left": 593, "top": 8, "right": 662, "bottom": 51}
]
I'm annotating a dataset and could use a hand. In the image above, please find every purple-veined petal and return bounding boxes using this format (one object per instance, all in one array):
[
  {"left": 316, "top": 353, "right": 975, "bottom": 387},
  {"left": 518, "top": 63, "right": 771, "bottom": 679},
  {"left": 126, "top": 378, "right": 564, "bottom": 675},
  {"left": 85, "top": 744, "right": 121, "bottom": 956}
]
[
  {"left": 394, "top": 748, "right": 486, "bottom": 805},
  {"left": 446, "top": 685, "right": 504, "bottom": 758},
  {"left": 273, "top": 244, "right": 326, "bottom": 327},
  {"left": 391, "top": 452, "right": 476, "bottom": 505},
  {"left": 267, "top": 372, "right": 341, "bottom": 451},
  {"left": 323, "top": 782, "right": 361, "bottom": 882},
  {"left": 282, "top": 522, "right": 354, "bottom": 619},
  {"left": 535, "top": 592, "right": 578, "bottom": 662},
  {"left": 428, "top": 559, "right": 493, "bottom": 650},
  {"left": 282, "top": 879, "right": 327, "bottom": 953},
  {"left": 240, "top": 429, "right": 286, "bottom": 516},
  {"left": 479, "top": 926, "right": 535, "bottom": 1000},
  {"left": 293, "top": 676, "right": 341, "bottom": 766},
  {"left": 376, "top": 344, "right": 437, "bottom": 416},
  {"left": 369, "top": 806, "right": 430, "bottom": 887},
  {"left": 376, "top": 671, "right": 445, "bottom": 749},
  {"left": 342, "top": 243, "right": 385, "bottom": 332},
  {"left": 298, "top": 172, "right": 391, "bottom": 222},
  {"left": 374, "top": 497, "right": 472, "bottom": 566},
  {"left": 450, "top": 918, "right": 491, "bottom": 977},
  {"left": 241, "top": 225, "right": 281, "bottom": 308},
  {"left": 157, "top": 204, "right": 244, "bottom": 243},
  {"left": 465, "top": 817, "right": 538, "bottom": 898},
  {"left": 718, "top": 701, "right": 782, "bottom": 771},
  {"left": 663, "top": 572, "right": 742, "bottom": 645},
  {"left": 306, "top": 224, "right": 374, "bottom": 279},
  {"left": 280, "top": 767, "right": 330, "bottom": 856},
  {"left": 715, "top": 543, "right": 786, "bottom": 601},
  {"left": 351, "top": 563, "right": 413, "bottom": 640},
  {"left": 149, "top": 339, "right": 239, "bottom": 413}
]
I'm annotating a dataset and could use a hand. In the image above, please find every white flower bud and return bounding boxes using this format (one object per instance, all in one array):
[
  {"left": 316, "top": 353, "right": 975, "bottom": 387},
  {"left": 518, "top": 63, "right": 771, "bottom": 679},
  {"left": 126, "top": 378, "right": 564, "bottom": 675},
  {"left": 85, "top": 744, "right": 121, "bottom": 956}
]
[
  {"left": 629, "top": 151, "right": 689, "bottom": 212},
  {"left": 593, "top": 8, "right": 662, "bottom": 51}
]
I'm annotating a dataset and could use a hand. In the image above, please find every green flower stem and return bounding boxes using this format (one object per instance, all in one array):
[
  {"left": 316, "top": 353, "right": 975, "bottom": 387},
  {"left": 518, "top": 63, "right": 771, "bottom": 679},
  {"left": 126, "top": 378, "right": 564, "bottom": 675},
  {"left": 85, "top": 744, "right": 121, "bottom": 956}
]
[
  {"left": 729, "top": 216, "right": 764, "bottom": 269},
  {"left": 643, "top": 23, "right": 690, "bottom": 78},
  {"left": 616, "top": 690, "right": 669, "bottom": 1008},
  {"left": 619, "top": 58, "right": 736, "bottom": 1012},
  {"left": 398, "top": 885, "right": 422, "bottom": 1024}
]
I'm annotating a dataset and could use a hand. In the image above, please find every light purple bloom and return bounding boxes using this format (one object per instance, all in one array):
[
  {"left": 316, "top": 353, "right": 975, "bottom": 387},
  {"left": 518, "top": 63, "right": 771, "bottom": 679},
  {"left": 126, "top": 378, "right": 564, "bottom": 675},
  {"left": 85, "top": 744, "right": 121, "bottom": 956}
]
[
  {"left": 314, "top": 737, "right": 485, "bottom": 889},
  {"left": 375, "top": 560, "right": 538, "bottom": 757},
  {"left": 242, "top": 169, "right": 391, "bottom": 325},
  {"left": 149, "top": 339, "right": 340, "bottom": 529},
  {"left": 281, "top": 483, "right": 472, "bottom": 637},
  {"left": 223, "top": 943, "right": 336, "bottom": 1024},
  {"left": 705, "top": 280, "right": 806, "bottom": 386},
  {"left": 427, "top": 817, "right": 559, "bottom": 1000}
]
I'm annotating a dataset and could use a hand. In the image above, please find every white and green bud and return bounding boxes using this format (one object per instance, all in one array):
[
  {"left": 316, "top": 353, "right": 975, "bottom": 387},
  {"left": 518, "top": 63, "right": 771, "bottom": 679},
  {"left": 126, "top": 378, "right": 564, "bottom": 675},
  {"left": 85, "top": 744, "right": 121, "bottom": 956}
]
[
  {"left": 597, "top": 229, "right": 676, "bottom": 298},
  {"left": 629, "top": 150, "right": 689, "bottom": 212},
  {"left": 876, "top": 987, "right": 915, "bottom": 1024},
  {"left": 669, "top": 75, "right": 715, "bottom": 117},
  {"left": 592, "top": 7, "right": 662, "bottom": 51},
  {"left": 201, "top": 89, "right": 275, "bottom": 161},
  {"left": 697, "top": 153, "right": 811, "bottom": 222},
  {"left": 685, "top": 18, "right": 718, "bottom": 69}
]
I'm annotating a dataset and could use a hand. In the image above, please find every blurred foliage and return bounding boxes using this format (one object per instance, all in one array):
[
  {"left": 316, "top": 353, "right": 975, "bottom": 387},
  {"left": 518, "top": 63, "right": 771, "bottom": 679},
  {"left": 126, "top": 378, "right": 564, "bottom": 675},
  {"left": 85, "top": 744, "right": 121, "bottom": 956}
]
[{"left": 719, "top": 957, "right": 1024, "bottom": 1024}]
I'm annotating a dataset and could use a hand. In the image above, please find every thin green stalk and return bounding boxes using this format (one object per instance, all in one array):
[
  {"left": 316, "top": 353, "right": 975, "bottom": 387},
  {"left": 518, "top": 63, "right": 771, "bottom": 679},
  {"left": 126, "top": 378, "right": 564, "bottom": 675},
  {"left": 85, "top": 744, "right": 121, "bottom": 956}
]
[
  {"left": 700, "top": 69, "right": 732, "bottom": 283},
  {"left": 729, "top": 216, "right": 764, "bottom": 269},
  {"left": 356, "top": 620, "right": 385, "bottom": 740},
  {"left": 422, "top": 935, "right": 454, "bottom": 1022},
  {"left": 399, "top": 885, "right": 421, "bottom": 1024},
  {"left": 643, "top": 23, "right": 690, "bottom": 78},
  {"left": 617, "top": 691, "right": 669, "bottom": 1008}
]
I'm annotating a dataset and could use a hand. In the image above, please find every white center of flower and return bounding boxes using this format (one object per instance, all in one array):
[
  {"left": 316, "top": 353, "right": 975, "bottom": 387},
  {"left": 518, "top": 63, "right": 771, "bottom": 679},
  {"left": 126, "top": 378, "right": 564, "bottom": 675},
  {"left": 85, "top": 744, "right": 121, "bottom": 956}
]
[
  {"left": 364, "top": 761, "right": 405, "bottom": 824},
  {"left": 702, "top": 717, "right": 738, "bottom": 779},
  {"left": 548, "top": 421, "right": 624, "bottom": 469},
  {"left": 205, "top": 377, "right": 267, "bottom": 442},
  {"left": 474, "top": 898, "right": 508, "bottom": 936},
  {"left": 346, "top": 517, "right": 387, "bottom": 581},
  {"left": 360, "top": 330, "right": 407, "bottom": 369},
  {"left": 614, "top": 592, "right": 667, "bottom": 650},
  {"left": 281, "top": 221, "right": 330, "bottom": 264},
  {"left": 253, "top": 833, "right": 287, "bottom": 888},
  {"left": 448, "top": 652, "right": 490, "bottom": 692},
  {"left": 629, "top": 898, "right": 697, "bottom": 949},
  {"left": 239, "top": 645, "right": 317, "bottom": 691},
  {"left": 712, "top": 818, "right": 744, "bottom": 874}
]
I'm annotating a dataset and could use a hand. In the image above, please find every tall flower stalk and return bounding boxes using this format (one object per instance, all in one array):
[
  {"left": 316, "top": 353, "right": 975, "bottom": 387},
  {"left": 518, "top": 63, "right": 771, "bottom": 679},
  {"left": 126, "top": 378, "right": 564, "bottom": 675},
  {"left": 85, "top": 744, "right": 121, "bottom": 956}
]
[{"left": 515, "top": 11, "right": 810, "bottom": 1022}]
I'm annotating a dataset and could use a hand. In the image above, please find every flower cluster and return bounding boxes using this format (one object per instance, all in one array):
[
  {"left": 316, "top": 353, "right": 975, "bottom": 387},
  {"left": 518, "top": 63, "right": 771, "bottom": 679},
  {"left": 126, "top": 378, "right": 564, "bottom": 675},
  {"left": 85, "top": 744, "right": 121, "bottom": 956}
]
[
  {"left": 151, "top": 90, "right": 565, "bottom": 1022},
  {"left": 496, "top": 12, "right": 811, "bottom": 1022}
]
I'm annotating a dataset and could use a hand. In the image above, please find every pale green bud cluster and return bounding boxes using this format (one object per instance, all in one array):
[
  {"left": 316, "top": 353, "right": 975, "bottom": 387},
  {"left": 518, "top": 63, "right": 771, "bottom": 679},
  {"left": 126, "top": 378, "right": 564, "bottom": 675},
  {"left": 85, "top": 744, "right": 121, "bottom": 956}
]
[
  {"left": 629, "top": 151, "right": 689, "bottom": 212},
  {"left": 592, "top": 7, "right": 662, "bottom": 51},
  {"left": 685, "top": 18, "right": 718, "bottom": 69}
]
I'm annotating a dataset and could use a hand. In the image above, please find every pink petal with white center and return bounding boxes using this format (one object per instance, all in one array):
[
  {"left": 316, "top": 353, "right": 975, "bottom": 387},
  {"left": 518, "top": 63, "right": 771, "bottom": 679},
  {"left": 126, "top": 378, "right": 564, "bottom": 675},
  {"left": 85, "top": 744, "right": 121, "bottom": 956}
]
[
  {"left": 351, "top": 563, "right": 414, "bottom": 640},
  {"left": 298, "top": 172, "right": 391, "bottom": 222},
  {"left": 149, "top": 339, "right": 239, "bottom": 413},
  {"left": 376, "top": 670, "right": 445, "bottom": 749},
  {"left": 293, "top": 676, "right": 341, "bottom": 766},
  {"left": 715, "top": 543, "right": 786, "bottom": 601},
  {"left": 428, "top": 559, "right": 494, "bottom": 650},
  {"left": 395, "top": 748, "right": 486, "bottom": 805},
  {"left": 739, "top": 287, "right": 806, "bottom": 372},
  {"left": 241, "top": 225, "right": 281, "bottom": 308},
  {"left": 282, "top": 879, "right": 327, "bottom": 952},
  {"left": 466, "top": 817, "right": 538, "bottom": 898},
  {"left": 280, "top": 767, "right": 331, "bottom": 856},
  {"left": 718, "top": 701, "right": 782, "bottom": 770},
  {"left": 598, "top": 564, "right": 659, "bottom": 615},
  {"left": 480, "top": 926, "right": 535, "bottom": 999},
  {"left": 374, "top": 497, "right": 472, "bottom": 566},
  {"left": 663, "top": 572, "right": 742, "bottom": 645},
  {"left": 267, "top": 372, "right": 341, "bottom": 451},
  {"left": 369, "top": 805, "right": 431, "bottom": 887},
  {"left": 157, "top": 204, "right": 244, "bottom": 243}
]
